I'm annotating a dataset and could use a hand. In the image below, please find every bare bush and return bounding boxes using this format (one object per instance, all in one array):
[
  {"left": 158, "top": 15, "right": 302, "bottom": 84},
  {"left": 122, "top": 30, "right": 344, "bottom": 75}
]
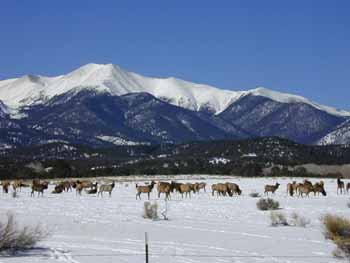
[
  {"left": 256, "top": 198, "right": 280, "bottom": 211},
  {"left": 270, "top": 212, "right": 289, "bottom": 226},
  {"left": 322, "top": 214, "right": 350, "bottom": 260},
  {"left": 290, "top": 212, "right": 310, "bottom": 227},
  {"left": 0, "top": 213, "right": 48, "bottom": 253},
  {"left": 143, "top": 202, "right": 158, "bottom": 220},
  {"left": 249, "top": 192, "right": 260, "bottom": 198}
]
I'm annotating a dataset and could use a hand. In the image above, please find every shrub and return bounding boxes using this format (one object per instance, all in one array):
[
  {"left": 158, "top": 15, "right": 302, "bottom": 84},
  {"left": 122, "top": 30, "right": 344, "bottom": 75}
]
[
  {"left": 0, "top": 213, "right": 48, "bottom": 253},
  {"left": 290, "top": 212, "right": 310, "bottom": 227},
  {"left": 270, "top": 212, "right": 288, "bottom": 227},
  {"left": 256, "top": 198, "right": 280, "bottom": 211},
  {"left": 322, "top": 214, "right": 350, "bottom": 259},
  {"left": 249, "top": 192, "right": 260, "bottom": 198},
  {"left": 143, "top": 202, "right": 158, "bottom": 220}
]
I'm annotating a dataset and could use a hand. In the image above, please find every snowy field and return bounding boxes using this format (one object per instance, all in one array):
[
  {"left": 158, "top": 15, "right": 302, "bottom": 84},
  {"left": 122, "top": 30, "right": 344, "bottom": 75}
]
[{"left": 0, "top": 176, "right": 349, "bottom": 263}]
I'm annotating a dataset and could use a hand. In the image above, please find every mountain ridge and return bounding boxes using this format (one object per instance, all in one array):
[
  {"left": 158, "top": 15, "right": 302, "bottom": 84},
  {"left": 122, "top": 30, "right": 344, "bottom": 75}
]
[
  {"left": 0, "top": 63, "right": 349, "bottom": 118},
  {"left": 0, "top": 63, "right": 349, "bottom": 147}
]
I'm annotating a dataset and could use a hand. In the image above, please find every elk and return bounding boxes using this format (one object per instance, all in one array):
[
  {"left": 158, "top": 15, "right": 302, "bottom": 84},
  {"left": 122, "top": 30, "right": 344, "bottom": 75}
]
[
  {"left": 286, "top": 181, "right": 297, "bottom": 197},
  {"left": 303, "top": 179, "right": 313, "bottom": 188},
  {"left": 337, "top": 178, "right": 345, "bottom": 195},
  {"left": 225, "top": 182, "right": 242, "bottom": 195},
  {"left": 179, "top": 183, "right": 193, "bottom": 199},
  {"left": 57, "top": 180, "right": 73, "bottom": 192},
  {"left": 52, "top": 184, "right": 64, "bottom": 194},
  {"left": 12, "top": 180, "right": 24, "bottom": 192},
  {"left": 98, "top": 182, "right": 115, "bottom": 197},
  {"left": 170, "top": 181, "right": 182, "bottom": 193},
  {"left": 31, "top": 179, "right": 48, "bottom": 197},
  {"left": 85, "top": 182, "right": 98, "bottom": 194},
  {"left": 298, "top": 183, "right": 314, "bottom": 198},
  {"left": 1, "top": 180, "right": 10, "bottom": 193},
  {"left": 75, "top": 182, "right": 84, "bottom": 196},
  {"left": 313, "top": 181, "right": 327, "bottom": 196},
  {"left": 264, "top": 183, "right": 280, "bottom": 196},
  {"left": 194, "top": 182, "right": 207, "bottom": 193},
  {"left": 157, "top": 182, "right": 172, "bottom": 200},
  {"left": 136, "top": 181, "right": 156, "bottom": 200},
  {"left": 212, "top": 183, "right": 232, "bottom": 197},
  {"left": 346, "top": 182, "right": 350, "bottom": 194},
  {"left": 75, "top": 180, "right": 95, "bottom": 195}
]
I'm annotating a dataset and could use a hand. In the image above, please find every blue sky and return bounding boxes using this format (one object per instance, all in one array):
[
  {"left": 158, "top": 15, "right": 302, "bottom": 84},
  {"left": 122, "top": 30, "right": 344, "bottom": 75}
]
[{"left": 0, "top": 0, "right": 349, "bottom": 109}]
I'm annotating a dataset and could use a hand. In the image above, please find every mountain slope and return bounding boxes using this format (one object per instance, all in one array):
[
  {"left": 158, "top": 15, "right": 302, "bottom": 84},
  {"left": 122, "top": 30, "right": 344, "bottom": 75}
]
[
  {"left": 219, "top": 95, "right": 346, "bottom": 144},
  {"left": 0, "top": 64, "right": 240, "bottom": 114},
  {"left": 13, "top": 90, "right": 246, "bottom": 146},
  {"left": 0, "top": 63, "right": 349, "bottom": 146},
  {"left": 0, "top": 63, "right": 348, "bottom": 117},
  {"left": 317, "top": 119, "right": 350, "bottom": 145}
]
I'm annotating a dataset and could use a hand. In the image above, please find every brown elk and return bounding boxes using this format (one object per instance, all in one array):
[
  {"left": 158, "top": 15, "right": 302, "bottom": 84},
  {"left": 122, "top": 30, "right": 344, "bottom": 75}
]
[
  {"left": 337, "top": 178, "right": 345, "bottom": 195},
  {"left": 31, "top": 179, "right": 48, "bottom": 197},
  {"left": 313, "top": 182, "right": 327, "bottom": 196},
  {"left": 179, "top": 183, "right": 193, "bottom": 199},
  {"left": 12, "top": 180, "right": 23, "bottom": 192},
  {"left": 98, "top": 182, "right": 115, "bottom": 197},
  {"left": 57, "top": 180, "right": 73, "bottom": 192},
  {"left": 303, "top": 179, "right": 313, "bottom": 188},
  {"left": 225, "top": 182, "right": 242, "bottom": 195},
  {"left": 212, "top": 183, "right": 232, "bottom": 197},
  {"left": 347, "top": 182, "right": 350, "bottom": 194},
  {"left": 170, "top": 181, "right": 182, "bottom": 193},
  {"left": 136, "top": 181, "right": 156, "bottom": 200},
  {"left": 264, "top": 183, "right": 280, "bottom": 196},
  {"left": 194, "top": 182, "right": 207, "bottom": 193},
  {"left": 75, "top": 180, "right": 94, "bottom": 195},
  {"left": 85, "top": 182, "right": 98, "bottom": 194},
  {"left": 75, "top": 183, "right": 84, "bottom": 196},
  {"left": 1, "top": 180, "right": 10, "bottom": 193},
  {"left": 52, "top": 184, "right": 64, "bottom": 194},
  {"left": 286, "top": 181, "right": 297, "bottom": 197},
  {"left": 157, "top": 182, "right": 172, "bottom": 200},
  {"left": 298, "top": 183, "right": 314, "bottom": 198}
]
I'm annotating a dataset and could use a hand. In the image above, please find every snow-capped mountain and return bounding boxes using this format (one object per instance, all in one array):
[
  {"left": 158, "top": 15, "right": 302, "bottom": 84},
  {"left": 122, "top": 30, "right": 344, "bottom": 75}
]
[
  {"left": 317, "top": 119, "right": 350, "bottom": 145},
  {"left": 0, "top": 100, "right": 8, "bottom": 117},
  {"left": 0, "top": 63, "right": 349, "bottom": 147},
  {"left": 0, "top": 63, "right": 349, "bottom": 117},
  {"left": 218, "top": 94, "right": 345, "bottom": 144}
]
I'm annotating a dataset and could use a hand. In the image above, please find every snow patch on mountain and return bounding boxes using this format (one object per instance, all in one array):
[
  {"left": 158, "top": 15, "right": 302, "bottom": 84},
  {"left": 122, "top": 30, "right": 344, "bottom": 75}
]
[
  {"left": 0, "top": 100, "right": 8, "bottom": 115},
  {"left": 317, "top": 120, "right": 350, "bottom": 145},
  {"left": 0, "top": 63, "right": 349, "bottom": 118},
  {"left": 248, "top": 87, "right": 350, "bottom": 117},
  {"left": 97, "top": 135, "right": 150, "bottom": 146}
]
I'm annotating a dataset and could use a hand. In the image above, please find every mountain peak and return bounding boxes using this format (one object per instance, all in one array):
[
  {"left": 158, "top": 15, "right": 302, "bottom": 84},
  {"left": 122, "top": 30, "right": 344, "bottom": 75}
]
[{"left": 0, "top": 63, "right": 349, "bottom": 118}]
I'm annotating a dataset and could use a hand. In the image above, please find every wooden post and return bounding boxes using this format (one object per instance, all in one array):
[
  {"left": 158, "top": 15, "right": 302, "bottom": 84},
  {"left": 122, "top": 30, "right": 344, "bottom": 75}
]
[{"left": 145, "top": 232, "right": 149, "bottom": 263}]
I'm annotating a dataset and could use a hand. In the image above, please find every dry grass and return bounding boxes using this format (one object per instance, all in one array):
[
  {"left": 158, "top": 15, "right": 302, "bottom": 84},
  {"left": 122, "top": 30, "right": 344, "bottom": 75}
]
[
  {"left": 256, "top": 198, "right": 280, "bottom": 211},
  {"left": 143, "top": 202, "right": 159, "bottom": 220},
  {"left": 322, "top": 214, "right": 350, "bottom": 260},
  {"left": 270, "top": 212, "right": 288, "bottom": 226},
  {"left": 290, "top": 212, "right": 310, "bottom": 227},
  {"left": 0, "top": 213, "right": 48, "bottom": 253},
  {"left": 269, "top": 212, "right": 310, "bottom": 227}
]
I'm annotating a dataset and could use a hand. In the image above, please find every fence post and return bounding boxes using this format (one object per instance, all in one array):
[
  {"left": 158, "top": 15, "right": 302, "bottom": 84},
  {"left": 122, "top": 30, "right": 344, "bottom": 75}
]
[{"left": 145, "top": 232, "right": 149, "bottom": 263}]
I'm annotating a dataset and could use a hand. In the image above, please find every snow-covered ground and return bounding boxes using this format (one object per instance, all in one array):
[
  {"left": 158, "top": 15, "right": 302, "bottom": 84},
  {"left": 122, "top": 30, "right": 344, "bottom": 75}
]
[{"left": 0, "top": 177, "right": 348, "bottom": 263}]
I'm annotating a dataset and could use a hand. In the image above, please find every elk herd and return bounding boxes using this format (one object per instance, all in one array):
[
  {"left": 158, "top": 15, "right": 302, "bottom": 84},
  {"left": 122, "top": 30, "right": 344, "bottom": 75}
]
[
  {"left": 0, "top": 177, "right": 349, "bottom": 200},
  {"left": 0, "top": 179, "right": 115, "bottom": 197},
  {"left": 136, "top": 181, "right": 207, "bottom": 200}
]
